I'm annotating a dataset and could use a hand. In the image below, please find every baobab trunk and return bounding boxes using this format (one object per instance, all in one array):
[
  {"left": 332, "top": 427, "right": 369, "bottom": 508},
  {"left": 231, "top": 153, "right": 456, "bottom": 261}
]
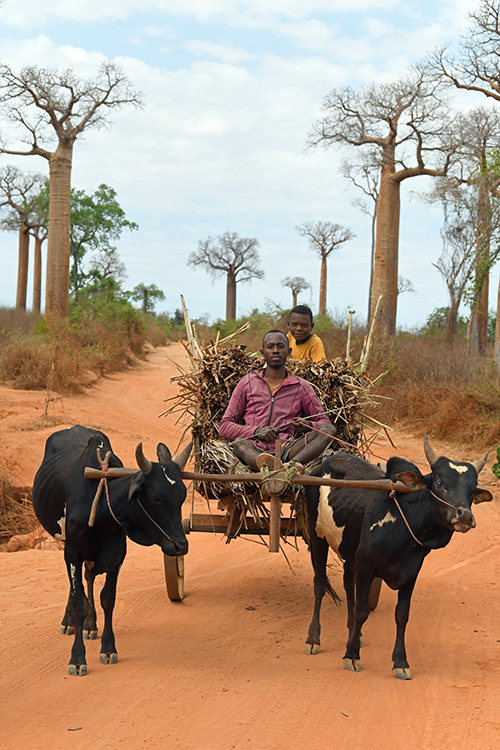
[
  {"left": 16, "top": 224, "right": 30, "bottom": 311},
  {"left": 472, "top": 172, "right": 491, "bottom": 356},
  {"left": 226, "top": 268, "right": 237, "bottom": 320},
  {"left": 319, "top": 255, "right": 327, "bottom": 314},
  {"left": 494, "top": 278, "right": 500, "bottom": 371},
  {"left": 370, "top": 155, "right": 400, "bottom": 336},
  {"left": 45, "top": 144, "right": 73, "bottom": 319},
  {"left": 33, "top": 235, "right": 43, "bottom": 315}
]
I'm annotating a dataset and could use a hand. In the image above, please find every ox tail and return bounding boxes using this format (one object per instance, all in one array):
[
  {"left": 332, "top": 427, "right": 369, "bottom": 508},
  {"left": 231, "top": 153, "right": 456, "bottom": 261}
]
[{"left": 325, "top": 576, "right": 342, "bottom": 606}]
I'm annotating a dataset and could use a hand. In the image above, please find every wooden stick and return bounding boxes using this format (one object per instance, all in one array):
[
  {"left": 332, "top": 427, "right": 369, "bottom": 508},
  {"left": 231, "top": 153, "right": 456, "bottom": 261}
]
[
  {"left": 88, "top": 450, "right": 112, "bottom": 526},
  {"left": 84, "top": 467, "right": 415, "bottom": 494},
  {"left": 269, "top": 440, "right": 283, "bottom": 553},
  {"left": 179, "top": 471, "right": 414, "bottom": 494},
  {"left": 85, "top": 466, "right": 137, "bottom": 480}
]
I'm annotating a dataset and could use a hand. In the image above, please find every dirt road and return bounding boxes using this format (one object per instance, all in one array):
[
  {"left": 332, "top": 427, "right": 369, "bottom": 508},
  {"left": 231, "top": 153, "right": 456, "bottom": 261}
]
[{"left": 1, "top": 344, "right": 499, "bottom": 750}]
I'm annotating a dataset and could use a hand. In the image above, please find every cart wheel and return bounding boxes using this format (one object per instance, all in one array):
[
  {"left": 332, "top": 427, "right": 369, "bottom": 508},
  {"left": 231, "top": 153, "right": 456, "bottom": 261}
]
[
  {"left": 368, "top": 577, "right": 382, "bottom": 610},
  {"left": 164, "top": 554, "right": 185, "bottom": 601}
]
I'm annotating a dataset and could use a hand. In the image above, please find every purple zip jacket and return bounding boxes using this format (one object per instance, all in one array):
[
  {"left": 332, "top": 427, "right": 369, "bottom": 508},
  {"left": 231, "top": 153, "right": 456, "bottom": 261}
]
[{"left": 218, "top": 369, "right": 331, "bottom": 452}]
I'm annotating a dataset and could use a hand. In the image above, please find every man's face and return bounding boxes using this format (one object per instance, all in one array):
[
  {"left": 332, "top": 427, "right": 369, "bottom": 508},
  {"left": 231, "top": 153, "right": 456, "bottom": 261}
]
[
  {"left": 261, "top": 333, "right": 289, "bottom": 368},
  {"left": 288, "top": 312, "right": 313, "bottom": 343}
]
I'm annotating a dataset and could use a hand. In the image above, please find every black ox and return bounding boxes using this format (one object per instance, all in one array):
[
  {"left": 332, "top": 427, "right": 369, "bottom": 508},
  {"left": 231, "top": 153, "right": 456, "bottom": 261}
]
[
  {"left": 304, "top": 440, "right": 492, "bottom": 680},
  {"left": 32, "top": 425, "right": 191, "bottom": 676}
]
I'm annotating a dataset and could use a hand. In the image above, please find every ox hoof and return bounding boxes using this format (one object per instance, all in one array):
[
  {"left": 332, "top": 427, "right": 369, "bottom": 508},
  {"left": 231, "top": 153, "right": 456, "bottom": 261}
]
[
  {"left": 305, "top": 643, "right": 320, "bottom": 655},
  {"left": 60, "top": 625, "right": 75, "bottom": 636},
  {"left": 342, "top": 658, "right": 361, "bottom": 672},
  {"left": 83, "top": 630, "right": 98, "bottom": 640},
  {"left": 68, "top": 664, "right": 87, "bottom": 676},
  {"left": 100, "top": 652, "right": 118, "bottom": 665},
  {"left": 392, "top": 667, "right": 412, "bottom": 680}
]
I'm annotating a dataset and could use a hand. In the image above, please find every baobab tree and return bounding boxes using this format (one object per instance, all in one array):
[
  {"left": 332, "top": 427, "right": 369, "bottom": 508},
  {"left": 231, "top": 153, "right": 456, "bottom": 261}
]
[
  {"left": 429, "top": 0, "right": 500, "bottom": 364},
  {"left": 188, "top": 231, "right": 264, "bottom": 320},
  {"left": 0, "top": 62, "right": 143, "bottom": 318},
  {"left": 309, "top": 68, "right": 459, "bottom": 335},
  {"left": 296, "top": 221, "right": 354, "bottom": 314},
  {"left": 281, "top": 276, "right": 311, "bottom": 307},
  {"left": 0, "top": 166, "right": 46, "bottom": 311},
  {"left": 442, "top": 108, "right": 500, "bottom": 354}
]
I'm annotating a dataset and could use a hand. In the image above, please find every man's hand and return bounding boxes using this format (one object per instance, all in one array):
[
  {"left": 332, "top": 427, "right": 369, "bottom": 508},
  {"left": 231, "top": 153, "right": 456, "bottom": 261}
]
[
  {"left": 253, "top": 426, "right": 280, "bottom": 442},
  {"left": 292, "top": 417, "right": 312, "bottom": 435}
]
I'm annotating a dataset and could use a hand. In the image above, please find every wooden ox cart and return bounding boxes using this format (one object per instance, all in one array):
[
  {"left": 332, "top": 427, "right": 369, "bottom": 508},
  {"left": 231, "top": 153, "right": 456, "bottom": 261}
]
[
  {"left": 86, "top": 311, "right": 396, "bottom": 603},
  {"left": 85, "top": 439, "right": 412, "bottom": 607}
]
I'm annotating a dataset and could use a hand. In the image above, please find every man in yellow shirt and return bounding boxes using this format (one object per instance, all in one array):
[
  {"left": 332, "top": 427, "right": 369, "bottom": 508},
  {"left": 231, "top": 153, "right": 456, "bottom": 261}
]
[{"left": 286, "top": 305, "right": 326, "bottom": 361}]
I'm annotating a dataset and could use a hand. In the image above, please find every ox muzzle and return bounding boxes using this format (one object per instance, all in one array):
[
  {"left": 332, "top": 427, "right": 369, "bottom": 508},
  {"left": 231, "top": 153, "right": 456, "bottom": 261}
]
[{"left": 450, "top": 507, "right": 476, "bottom": 533}]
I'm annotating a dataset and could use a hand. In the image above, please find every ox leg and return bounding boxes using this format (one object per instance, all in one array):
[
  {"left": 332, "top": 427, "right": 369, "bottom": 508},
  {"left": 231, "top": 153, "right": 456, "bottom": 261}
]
[
  {"left": 305, "top": 534, "right": 330, "bottom": 656},
  {"left": 60, "top": 596, "right": 75, "bottom": 636},
  {"left": 391, "top": 577, "right": 417, "bottom": 680},
  {"left": 342, "top": 569, "right": 372, "bottom": 672},
  {"left": 99, "top": 569, "right": 119, "bottom": 665},
  {"left": 65, "top": 550, "right": 89, "bottom": 676},
  {"left": 83, "top": 564, "right": 98, "bottom": 640}
]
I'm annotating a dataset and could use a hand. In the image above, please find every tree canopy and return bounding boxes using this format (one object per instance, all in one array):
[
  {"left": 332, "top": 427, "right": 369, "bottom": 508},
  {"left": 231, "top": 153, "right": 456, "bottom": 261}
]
[
  {"left": 188, "top": 231, "right": 264, "bottom": 320},
  {"left": 69, "top": 183, "right": 138, "bottom": 297},
  {"left": 296, "top": 221, "right": 354, "bottom": 314}
]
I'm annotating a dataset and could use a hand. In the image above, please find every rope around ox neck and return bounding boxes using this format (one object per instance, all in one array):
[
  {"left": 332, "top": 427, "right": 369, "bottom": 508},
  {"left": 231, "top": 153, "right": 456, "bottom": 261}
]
[{"left": 389, "top": 483, "right": 464, "bottom": 548}]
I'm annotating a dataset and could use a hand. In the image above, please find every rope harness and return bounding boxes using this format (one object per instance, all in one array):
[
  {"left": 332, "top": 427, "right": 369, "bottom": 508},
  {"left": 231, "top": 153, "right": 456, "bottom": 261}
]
[
  {"left": 260, "top": 463, "right": 301, "bottom": 495},
  {"left": 87, "top": 446, "right": 178, "bottom": 546},
  {"left": 388, "top": 482, "right": 463, "bottom": 548}
]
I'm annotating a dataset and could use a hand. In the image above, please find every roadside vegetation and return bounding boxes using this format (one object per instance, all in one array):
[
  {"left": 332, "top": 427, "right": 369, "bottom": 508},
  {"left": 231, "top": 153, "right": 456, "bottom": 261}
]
[
  {"left": 0, "top": 295, "right": 178, "bottom": 395},
  {"left": 1, "top": 300, "right": 498, "bottom": 542},
  {"left": 0, "top": 300, "right": 498, "bottom": 450}
]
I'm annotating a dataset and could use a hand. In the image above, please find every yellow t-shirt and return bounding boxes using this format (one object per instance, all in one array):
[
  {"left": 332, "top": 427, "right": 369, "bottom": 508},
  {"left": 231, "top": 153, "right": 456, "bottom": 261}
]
[{"left": 286, "top": 332, "right": 326, "bottom": 361}]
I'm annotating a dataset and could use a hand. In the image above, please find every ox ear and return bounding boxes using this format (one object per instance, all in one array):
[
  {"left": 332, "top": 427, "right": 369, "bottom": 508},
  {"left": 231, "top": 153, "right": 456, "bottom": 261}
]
[
  {"left": 395, "top": 471, "right": 428, "bottom": 490},
  {"left": 157, "top": 443, "right": 172, "bottom": 463},
  {"left": 173, "top": 441, "right": 192, "bottom": 470},
  {"left": 128, "top": 475, "right": 144, "bottom": 500},
  {"left": 473, "top": 488, "right": 493, "bottom": 504}
]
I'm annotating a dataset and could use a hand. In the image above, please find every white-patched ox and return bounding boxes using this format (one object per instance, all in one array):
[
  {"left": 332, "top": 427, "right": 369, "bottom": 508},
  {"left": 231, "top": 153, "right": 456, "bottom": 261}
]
[{"left": 304, "top": 440, "right": 492, "bottom": 679}]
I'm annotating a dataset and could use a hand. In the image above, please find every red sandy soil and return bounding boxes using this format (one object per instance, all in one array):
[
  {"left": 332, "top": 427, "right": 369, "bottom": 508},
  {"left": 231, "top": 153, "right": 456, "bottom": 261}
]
[{"left": 1, "top": 343, "right": 500, "bottom": 750}]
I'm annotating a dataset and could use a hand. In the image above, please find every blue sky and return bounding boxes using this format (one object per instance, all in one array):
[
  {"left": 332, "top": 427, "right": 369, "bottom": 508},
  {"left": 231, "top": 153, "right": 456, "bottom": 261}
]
[{"left": 0, "top": 0, "right": 494, "bottom": 329}]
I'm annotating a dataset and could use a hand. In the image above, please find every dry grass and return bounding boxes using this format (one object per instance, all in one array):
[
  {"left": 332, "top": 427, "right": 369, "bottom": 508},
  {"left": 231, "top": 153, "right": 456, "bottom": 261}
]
[
  {"left": 0, "top": 310, "right": 147, "bottom": 394},
  {"left": 0, "top": 466, "right": 37, "bottom": 541},
  {"left": 365, "top": 336, "right": 500, "bottom": 450}
]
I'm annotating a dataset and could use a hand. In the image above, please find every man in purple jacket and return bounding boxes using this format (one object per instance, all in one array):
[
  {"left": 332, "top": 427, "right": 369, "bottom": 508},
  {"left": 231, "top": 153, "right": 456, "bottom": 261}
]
[{"left": 219, "top": 330, "right": 336, "bottom": 471}]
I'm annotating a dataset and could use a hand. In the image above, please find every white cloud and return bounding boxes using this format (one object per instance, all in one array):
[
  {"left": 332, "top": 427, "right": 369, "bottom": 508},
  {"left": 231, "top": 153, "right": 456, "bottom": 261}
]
[
  {"left": 0, "top": 1, "right": 486, "bottom": 325},
  {"left": 184, "top": 40, "right": 255, "bottom": 64},
  {"left": 1, "top": 0, "right": 400, "bottom": 29}
]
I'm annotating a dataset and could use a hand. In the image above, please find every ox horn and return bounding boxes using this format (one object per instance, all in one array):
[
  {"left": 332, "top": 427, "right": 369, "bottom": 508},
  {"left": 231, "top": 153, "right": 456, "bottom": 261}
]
[
  {"left": 135, "top": 442, "right": 152, "bottom": 474},
  {"left": 472, "top": 452, "right": 488, "bottom": 474},
  {"left": 173, "top": 441, "right": 192, "bottom": 470},
  {"left": 423, "top": 438, "right": 438, "bottom": 467}
]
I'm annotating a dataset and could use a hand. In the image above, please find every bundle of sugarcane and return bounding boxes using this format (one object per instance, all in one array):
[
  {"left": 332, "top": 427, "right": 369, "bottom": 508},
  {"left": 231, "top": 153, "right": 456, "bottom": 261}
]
[
  {"left": 162, "top": 339, "right": 384, "bottom": 495},
  {"left": 290, "top": 358, "right": 376, "bottom": 457}
]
